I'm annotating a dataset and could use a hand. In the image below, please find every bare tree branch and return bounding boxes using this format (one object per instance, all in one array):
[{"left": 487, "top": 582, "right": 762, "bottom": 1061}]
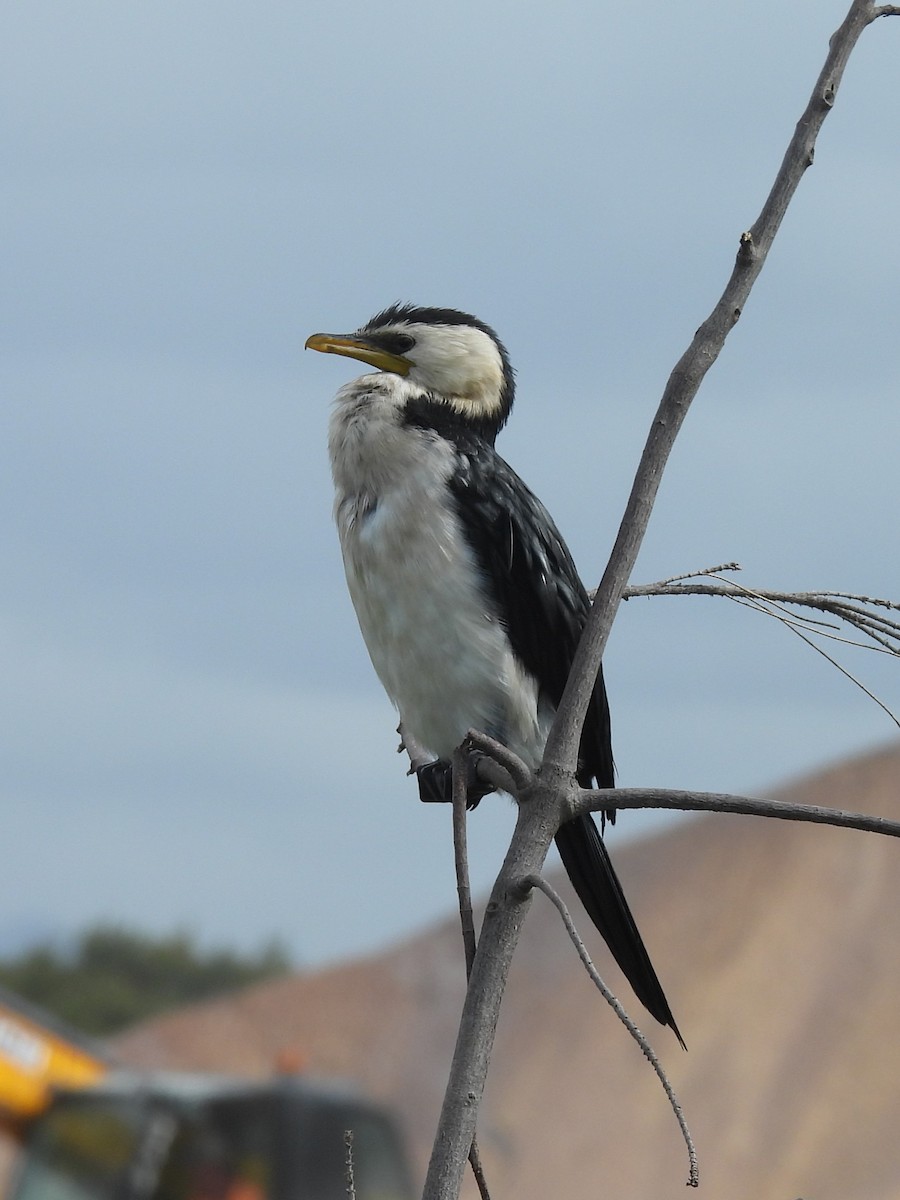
[
  {"left": 423, "top": 797, "right": 549, "bottom": 1200},
  {"left": 523, "top": 874, "right": 699, "bottom": 1189},
  {"left": 464, "top": 1143, "right": 491, "bottom": 1200},
  {"left": 571, "top": 786, "right": 900, "bottom": 839}
]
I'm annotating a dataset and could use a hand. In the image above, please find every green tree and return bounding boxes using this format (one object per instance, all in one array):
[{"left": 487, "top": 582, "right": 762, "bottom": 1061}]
[{"left": 0, "top": 925, "right": 290, "bottom": 1035}]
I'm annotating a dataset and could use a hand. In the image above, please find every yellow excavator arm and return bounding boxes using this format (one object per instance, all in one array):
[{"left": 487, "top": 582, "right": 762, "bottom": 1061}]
[{"left": 0, "top": 986, "right": 108, "bottom": 1133}]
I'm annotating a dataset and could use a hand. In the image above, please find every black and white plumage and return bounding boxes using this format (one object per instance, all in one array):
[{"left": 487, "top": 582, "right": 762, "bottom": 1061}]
[{"left": 307, "top": 303, "right": 682, "bottom": 1044}]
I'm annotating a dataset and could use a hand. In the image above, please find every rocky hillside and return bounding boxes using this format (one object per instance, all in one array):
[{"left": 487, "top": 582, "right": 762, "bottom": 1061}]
[{"left": 115, "top": 742, "right": 900, "bottom": 1200}]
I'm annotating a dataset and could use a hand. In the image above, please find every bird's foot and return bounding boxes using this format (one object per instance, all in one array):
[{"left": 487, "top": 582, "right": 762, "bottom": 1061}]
[{"left": 416, "top": 753, "right": 495, "bottom": 810}]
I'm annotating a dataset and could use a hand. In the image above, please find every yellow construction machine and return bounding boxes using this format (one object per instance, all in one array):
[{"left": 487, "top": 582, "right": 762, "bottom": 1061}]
[{"left": 0, "top": 985, "right": 412, "bottom": 1200}]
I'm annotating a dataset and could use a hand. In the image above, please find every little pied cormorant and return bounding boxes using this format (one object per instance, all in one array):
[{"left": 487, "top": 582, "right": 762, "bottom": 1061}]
[{"left": 306, "top": 303, "right": 681, "bottom": 1045}]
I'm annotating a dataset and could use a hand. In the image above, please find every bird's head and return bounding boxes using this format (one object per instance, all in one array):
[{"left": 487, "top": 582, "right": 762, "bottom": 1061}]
[{"left": 306, "top": 303, "right": 515, "bottom": 438}]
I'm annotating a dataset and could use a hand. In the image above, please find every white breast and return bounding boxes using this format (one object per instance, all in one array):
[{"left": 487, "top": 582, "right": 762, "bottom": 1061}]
[{"left": 329, "top": 375, "right": 546, "bottom": 765}]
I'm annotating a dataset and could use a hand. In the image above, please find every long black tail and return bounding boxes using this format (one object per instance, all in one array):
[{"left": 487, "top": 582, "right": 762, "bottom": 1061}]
[{"left": 555, "top": 813, "right": 685, "bottom": 1048}]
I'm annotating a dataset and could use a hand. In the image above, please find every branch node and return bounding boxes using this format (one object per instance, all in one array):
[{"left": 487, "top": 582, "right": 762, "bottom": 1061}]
[{"left": 736, "top": 230, "right": 756, "bottom": 267}]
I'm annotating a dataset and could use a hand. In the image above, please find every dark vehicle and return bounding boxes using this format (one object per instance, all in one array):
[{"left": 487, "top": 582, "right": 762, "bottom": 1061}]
[
  {"left": 8, "top": 1071, "right": 414, "bottom": 1200},
  {"left": 2, "top": 981, "right": 412, "bottom": 1200}
]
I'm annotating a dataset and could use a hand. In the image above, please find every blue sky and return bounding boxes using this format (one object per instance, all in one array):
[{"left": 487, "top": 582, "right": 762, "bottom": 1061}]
[{"left": 1, "top": 0, "right": 898, "bottom": 967}]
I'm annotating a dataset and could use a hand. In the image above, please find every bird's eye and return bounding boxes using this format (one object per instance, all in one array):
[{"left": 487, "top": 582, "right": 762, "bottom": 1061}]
[{"left": 373, "top": 331, "right": 415, "bottom": 356}]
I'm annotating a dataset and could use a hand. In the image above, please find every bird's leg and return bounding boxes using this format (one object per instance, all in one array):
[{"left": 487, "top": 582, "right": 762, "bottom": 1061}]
[{"left": 416, "top": 754, "right": 495, "bottom": 810}]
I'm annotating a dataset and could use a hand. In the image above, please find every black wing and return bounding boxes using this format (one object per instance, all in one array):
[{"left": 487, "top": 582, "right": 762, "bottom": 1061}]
[
  {"left": 446, "top": 435, "right": 683, "bottom": 1043},
  {"left": 446, "top": 436, "right": 613, "bottom": 790}
]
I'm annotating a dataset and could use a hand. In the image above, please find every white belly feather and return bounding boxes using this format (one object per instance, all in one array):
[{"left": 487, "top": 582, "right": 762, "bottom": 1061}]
[{"left": 329, "top": 375, "right": 546, "bottom": 766}]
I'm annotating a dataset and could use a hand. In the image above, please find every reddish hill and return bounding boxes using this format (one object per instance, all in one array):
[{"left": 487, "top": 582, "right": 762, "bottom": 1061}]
[{"left": 115, "top": 742, "right": 900, "bottom": 1199}]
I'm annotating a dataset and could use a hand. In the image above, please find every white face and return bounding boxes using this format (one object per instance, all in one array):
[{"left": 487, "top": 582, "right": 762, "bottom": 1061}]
[{"left": 390, "top": 321, "right": 507, "bottom": 422}]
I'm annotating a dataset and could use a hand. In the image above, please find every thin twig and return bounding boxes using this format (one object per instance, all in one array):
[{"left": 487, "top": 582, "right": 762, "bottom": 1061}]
[
  {"left": 451, "top": 750, "right": 493, "bottom": 1200},
  {"left": 452, "top": 749, "right": 478, "bottom": 977},
  {"left": 729, "top": 596, "right": 857, "bottom": 642},
  {"left": 465, "top": 1142, "right": 492, "bottom": 1200},
  {"left": 522, "top": 874, "right": 699, "bottom": 1189},
  {"left": 623, "top": 572, "right": 900, "bottom": 724},
  {"left": 728, "top": 598, "right": 900, "bottom": 729},
  {"left": 344, "top": 1130, "right": 356, "bottom": 1200},
  {"left": 813, "top": 589, "right": 900, "bottom": 606},
  {"left": 626, "top": 561, "right": 743, "bottom": 589}
]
